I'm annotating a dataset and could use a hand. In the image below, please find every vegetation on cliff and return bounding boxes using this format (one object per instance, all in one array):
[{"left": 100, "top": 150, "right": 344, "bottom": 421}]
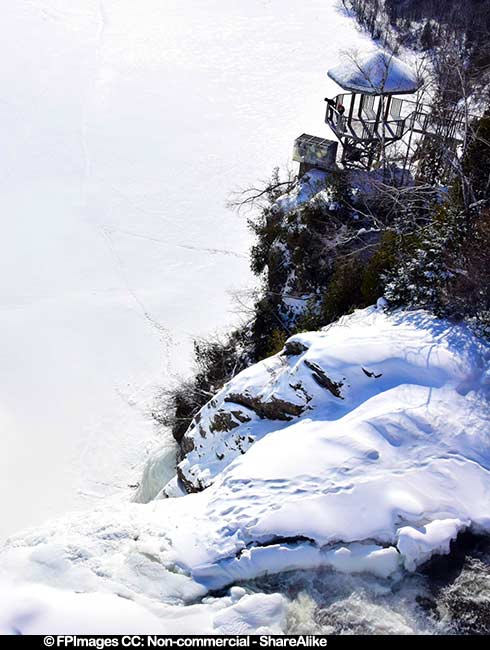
[{"left": 159, "top": 5, "right": 490, "bottom": 449}]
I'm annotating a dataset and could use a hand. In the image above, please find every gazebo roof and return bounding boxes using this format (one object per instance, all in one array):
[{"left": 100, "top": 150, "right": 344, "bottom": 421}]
[{"left": 327, "top": 50, "right": 421, "bottom": 95}]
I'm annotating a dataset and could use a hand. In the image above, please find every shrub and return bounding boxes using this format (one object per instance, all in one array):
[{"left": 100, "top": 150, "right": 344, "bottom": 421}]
[
  {"left": 441, "top": 208, "right": 490, "bottom": 323},
  {"left": 265, "top": 328, "right": 288, "bottom": 357},
  {"left": 360, "top": 230, "right": 397, "bottom": 304},
  {"left": 251, "top": 294, "right": 287, "bottom": 361},
  {"left": 383, "top": 204, "right": 465, "bottom": 311},
  {"left": 324, "top": 170, "right": 353, "bottom": 214},
  {"left": 293, "top": 296, "right": 323, "bottom": 333},
  {"left": 157, "top": 329, "right": 251, "bottom": 442},
  {"left": 321, "top": 257, "right": 365, "bottom": 324},
  {"left": 462, "top": 112, "right": 490, "bottom": 202},
  {"left": 249, "top": 207, "right": 284, "bottom": 276}
]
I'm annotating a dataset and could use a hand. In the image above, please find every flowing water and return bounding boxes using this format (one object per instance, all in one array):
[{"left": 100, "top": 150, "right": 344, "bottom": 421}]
[{"left": 248, "top": 534, "right": 490, "bottom": 635}]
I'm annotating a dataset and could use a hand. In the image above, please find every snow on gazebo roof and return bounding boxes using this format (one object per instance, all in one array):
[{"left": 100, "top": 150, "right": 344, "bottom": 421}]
[{"left": 327, "top": 50, "right": 421, "bottom": 95}]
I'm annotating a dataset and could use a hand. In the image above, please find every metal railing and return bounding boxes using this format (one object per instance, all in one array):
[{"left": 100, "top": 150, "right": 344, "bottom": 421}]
[
  {"left": 325, "top": 103, "right": 408, "bottom": 142},
  {"left": 325, "top": 93, "right": 471, "bottom": 144}
]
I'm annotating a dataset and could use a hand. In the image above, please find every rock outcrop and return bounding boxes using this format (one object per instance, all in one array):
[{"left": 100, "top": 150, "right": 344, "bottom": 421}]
[{"left": 165, "top": 304, "right": 490, "bottom": 496}]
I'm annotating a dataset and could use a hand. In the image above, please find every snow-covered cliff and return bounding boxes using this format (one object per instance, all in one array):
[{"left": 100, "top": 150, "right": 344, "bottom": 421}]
[{"left": 1, "top": 306, "right": 489, "bottom": 633}]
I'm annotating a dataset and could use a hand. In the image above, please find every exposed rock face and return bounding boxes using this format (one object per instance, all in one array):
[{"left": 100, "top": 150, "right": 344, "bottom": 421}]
[
  {"left": 180, "top": 433, "right": 195, "bottom": 457},
  {"left": 362, "top": 367, "right": 383, "bottom": 379},
  {"left": 176, "top": 463, "right": 204, "bottom": 494},
  {"left": 167, "top": 306, "right": 436, "bottom": 494},
  {"left": 224, "top": 393, "right": 306, "bottom": 421},
  {"left": 165, "top": 308, "right": 490, "bottom": 512},
  {"left": 209, "top": 410, "right": 241, "bottom": 433},
  {"left": 303, "top": 359, "right": 343, "bottom": 398},
  {"left": 170, "top": 338, "right": 346, "bottom": 493}
]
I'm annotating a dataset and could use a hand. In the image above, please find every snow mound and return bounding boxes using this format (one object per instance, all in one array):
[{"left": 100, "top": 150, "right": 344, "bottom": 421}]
[
  {"left": 175, "top": 306, "right": 490, "bottom": 492},
  {"left": 1, "top": 307, "right": 490, "bottom": 630},
  {"left": 327, "top": 50, "right": 421, "bottom": 95}
]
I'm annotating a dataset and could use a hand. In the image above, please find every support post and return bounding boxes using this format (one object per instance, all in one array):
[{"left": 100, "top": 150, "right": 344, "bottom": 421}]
[
  {"left": 384, "top": 95, "right": 392, "bottom": 121},
  {"left": 358, "top": 94, "right": 364, "bottom": 119},
  {"left": 348, "top": 93, "right": 356, "bottom": 125},
  {"left": 374, "top": 95, "right": 383, "bottom": 137}
]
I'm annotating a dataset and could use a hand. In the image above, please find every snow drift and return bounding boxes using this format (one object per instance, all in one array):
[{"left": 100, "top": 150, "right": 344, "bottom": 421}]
[{"left": 1, "top": 306, "right": 490, "bottom": 632}]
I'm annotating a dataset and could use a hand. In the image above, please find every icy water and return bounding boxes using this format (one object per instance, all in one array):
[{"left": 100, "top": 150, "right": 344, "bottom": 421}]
[
  {"left": 0, "top": 1, "right": 369, "bottom": 535},
  {"left": 249, "top": 534, "right": 490, "bottom": 635}
]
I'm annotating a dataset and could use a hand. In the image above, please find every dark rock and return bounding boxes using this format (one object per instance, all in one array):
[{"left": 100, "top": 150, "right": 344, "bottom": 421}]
[
  {"left": 304, "top": 359, "right": 343, "bottom": 398},
  {"left": 224, "top": 392, "right": 305, "bottom": 421},
  {"left": 231, "top": 410, "right": 252, "bottom": 424},
  {"left": 209, "top": 410, "right": 240, "bottom": 433},
  {"left": 176, "top": 465, "right": 203, "bottom": 493},
  {"left": 283, "top": 340, "right": 309, "bottom": 356},
  {"left": 422, "top": 531, "right": 490, "bottom": 586},
  {"left": 289, "top": 382, "right": 313, "bottom": 403},
  {"left": 362, "top": 367, "right": 383, "bottom": 379},
  {"left": 180, "top": 434, "right": 195, "bottom": 456}
]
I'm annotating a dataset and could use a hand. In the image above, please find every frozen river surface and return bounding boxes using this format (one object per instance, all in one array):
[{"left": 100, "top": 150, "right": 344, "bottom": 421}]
[{"left": 0, "top": 0, "right": 368, "bottom": 535}]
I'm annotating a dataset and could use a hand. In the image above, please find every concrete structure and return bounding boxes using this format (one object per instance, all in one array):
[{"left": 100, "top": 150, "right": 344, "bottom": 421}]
[{"left": 292, "top": 134, "right": 338, "bottom": 176}]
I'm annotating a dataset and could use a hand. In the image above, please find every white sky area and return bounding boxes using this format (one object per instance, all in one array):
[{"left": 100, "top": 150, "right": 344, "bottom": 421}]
[{"left": 0, "top": 0, "right": 369, "bottom": 536}]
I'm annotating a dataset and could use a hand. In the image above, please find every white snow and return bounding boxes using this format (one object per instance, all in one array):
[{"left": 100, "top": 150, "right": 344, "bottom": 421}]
[
  {"left": 327, "top": 50, "right": 421, "bottom": 95},
  {"left": 397, "top": 519, "right": 467, "bottom": 572},
  {"left": 0, "top": 581, "right": 286, "bottom": 635},
  {"left": 191, "top": 542, "right": 401, "bottom": 591},
  {"left": 275, "top": 170, "right": 330, "bottom": 212},
  {"left": 1, "top": 307, "right": 489, "bottom": 632},
  {"left": 0, "top": 0, "right": 371, "bottom": 537}
]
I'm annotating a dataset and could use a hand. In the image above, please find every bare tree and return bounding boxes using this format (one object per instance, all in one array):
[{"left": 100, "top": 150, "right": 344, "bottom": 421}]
[{"left": 227, "top": 166, "right": 297, "bottom": 213}]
